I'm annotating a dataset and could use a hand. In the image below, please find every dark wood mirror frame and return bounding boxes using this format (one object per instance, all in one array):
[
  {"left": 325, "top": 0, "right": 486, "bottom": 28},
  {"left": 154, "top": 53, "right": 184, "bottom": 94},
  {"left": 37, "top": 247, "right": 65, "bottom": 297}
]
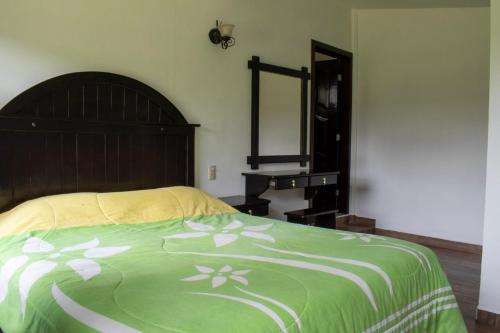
[{"left": 247, "top": 56, "right": 310, "bottom": 170}]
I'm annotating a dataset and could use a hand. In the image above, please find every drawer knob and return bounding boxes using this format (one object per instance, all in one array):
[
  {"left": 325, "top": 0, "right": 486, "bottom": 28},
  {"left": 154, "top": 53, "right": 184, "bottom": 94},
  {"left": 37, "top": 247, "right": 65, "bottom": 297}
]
[
  {"left": 248, "top": 209, "right": 253, "bottom": 215},
  {"left": 322, "top": 177, "right": 327, "bottom": 185},
  {"left": 291, "top": 179, "right": 296, "bottom": 188}
]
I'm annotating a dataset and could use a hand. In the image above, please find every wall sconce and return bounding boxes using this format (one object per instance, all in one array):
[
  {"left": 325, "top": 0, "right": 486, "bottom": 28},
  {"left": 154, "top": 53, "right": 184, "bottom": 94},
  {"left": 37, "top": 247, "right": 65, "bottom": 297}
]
[{"left": 208, "top": 20, "right": 235, "bottom": 49}]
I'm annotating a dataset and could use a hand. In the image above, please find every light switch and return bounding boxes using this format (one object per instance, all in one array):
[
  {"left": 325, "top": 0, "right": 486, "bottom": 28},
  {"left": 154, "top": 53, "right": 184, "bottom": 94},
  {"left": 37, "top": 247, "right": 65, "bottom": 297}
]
[{"left": 208, "top": 165, "right": 216, "bottom": 180}]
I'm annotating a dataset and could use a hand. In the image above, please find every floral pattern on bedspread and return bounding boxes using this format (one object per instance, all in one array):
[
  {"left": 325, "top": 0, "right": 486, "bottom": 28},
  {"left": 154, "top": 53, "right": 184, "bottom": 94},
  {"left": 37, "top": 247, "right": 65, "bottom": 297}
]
[{"left": 0, "top": 213, "right": 466, "bottom": 333}]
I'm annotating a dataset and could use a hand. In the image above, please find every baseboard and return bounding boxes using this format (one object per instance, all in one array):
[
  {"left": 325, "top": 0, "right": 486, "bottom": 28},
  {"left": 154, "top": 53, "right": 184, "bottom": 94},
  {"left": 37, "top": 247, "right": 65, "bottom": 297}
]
[
  {"left": 376, "top": 228, "right": 482, "bottom": 255},
  {"left": 477, "top": 309, "right": 500, "bottom": 329}
]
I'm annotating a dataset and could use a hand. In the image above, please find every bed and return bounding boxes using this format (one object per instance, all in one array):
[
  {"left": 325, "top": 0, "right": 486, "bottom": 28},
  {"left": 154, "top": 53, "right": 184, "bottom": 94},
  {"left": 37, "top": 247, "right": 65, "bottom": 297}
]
[{"left": 0, "top": 73, "right": 466, "bottom": 332}]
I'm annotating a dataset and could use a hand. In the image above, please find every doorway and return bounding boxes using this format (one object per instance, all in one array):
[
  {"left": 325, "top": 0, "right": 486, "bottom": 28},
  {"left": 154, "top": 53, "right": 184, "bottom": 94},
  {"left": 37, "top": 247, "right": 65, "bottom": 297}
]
[{"left": 310, "top": 40, "right": 352, "bottom": 214}]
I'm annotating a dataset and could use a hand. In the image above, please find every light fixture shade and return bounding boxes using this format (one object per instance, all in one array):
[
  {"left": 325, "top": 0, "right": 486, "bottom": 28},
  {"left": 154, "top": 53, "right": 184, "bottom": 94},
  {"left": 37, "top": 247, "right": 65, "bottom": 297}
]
[{"left": 218, "top": 23, "right": 235, "bottom": 37}]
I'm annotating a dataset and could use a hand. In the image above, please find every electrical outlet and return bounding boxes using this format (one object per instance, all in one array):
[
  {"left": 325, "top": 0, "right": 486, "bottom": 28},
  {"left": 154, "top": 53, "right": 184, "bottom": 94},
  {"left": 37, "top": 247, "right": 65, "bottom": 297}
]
[{"left": 208, "top": 165, "right": 216, "bottom": 180}]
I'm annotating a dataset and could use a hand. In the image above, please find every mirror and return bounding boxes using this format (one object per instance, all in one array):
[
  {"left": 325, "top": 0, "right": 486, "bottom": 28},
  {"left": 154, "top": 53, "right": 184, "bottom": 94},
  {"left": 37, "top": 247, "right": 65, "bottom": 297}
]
[
  {"left": 247, "top": 56, "right": 310, "bottom": 169},
  {"left": 259, "top": 71, "right": 302, "bottom": 156}
]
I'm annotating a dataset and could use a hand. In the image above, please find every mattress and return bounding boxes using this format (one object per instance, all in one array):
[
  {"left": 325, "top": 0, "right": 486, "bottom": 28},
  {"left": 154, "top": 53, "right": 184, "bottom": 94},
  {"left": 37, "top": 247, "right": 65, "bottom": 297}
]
[{"left": 0, "top": 187, "right": 466, "bottom": 332}]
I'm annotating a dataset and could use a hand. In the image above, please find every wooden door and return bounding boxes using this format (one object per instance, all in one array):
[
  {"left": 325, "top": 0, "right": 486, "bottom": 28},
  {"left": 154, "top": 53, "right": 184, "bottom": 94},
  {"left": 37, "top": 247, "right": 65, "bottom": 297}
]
[{"left": 310, "top": 41, "right": 352, "bottom": 214}]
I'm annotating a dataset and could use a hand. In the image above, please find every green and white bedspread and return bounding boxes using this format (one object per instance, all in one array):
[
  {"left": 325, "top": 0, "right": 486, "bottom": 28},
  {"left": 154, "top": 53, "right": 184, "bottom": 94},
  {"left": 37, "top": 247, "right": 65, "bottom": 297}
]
[{"left": 0, "top": 187, "right": 466, "bottom": 332}]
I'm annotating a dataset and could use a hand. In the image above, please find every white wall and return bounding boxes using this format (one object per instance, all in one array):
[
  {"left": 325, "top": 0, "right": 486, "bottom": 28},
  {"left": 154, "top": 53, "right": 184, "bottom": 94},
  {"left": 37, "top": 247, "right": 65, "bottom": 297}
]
[
  {"left": 351, "top": 8, "right": 490, "bottom": 245},
  {"left": 479, "top": 0, "right": 500, "bottom": 316},
  {"left": 0, "top": 0, "right": 352, "bottom": 219}
]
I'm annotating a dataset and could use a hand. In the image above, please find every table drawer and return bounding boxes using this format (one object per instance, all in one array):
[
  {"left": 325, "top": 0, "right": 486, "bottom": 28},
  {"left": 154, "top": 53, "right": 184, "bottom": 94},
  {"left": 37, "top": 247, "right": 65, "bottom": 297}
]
[
  {"left": 238, "top": 203, "right": 269, "bottom": 216},
  {"left": 272, "top": 176, "right": 309, "bottom": 190},
  {"left": 309, "top": 174, "right": 338, "bottom": 187}
]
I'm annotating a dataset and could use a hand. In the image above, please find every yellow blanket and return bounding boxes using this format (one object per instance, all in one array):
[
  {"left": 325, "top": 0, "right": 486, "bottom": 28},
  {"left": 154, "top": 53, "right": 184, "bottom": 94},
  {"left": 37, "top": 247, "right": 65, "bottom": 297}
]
[{"left": 0, "top": 186, "right": 236, "bottom": 237}]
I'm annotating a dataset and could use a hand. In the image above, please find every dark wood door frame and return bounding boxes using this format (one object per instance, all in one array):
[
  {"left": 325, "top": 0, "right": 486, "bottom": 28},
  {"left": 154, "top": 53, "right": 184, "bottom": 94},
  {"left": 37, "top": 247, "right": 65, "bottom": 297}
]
[{"left": 310, "top": 40, "right": 353, "bottom": 213}]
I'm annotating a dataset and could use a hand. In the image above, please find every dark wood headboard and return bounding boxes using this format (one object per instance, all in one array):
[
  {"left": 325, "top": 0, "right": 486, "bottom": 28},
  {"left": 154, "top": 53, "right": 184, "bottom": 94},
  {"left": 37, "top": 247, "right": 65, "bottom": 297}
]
[{"left": 0, "top": 72, "right": 199, "bottom": 212}]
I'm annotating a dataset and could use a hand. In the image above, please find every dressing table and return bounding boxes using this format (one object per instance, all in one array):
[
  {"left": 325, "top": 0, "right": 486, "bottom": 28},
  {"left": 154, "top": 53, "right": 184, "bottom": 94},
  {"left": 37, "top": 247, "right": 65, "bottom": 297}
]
[
  {"left": 236, "top": 57, "right": 340, "bottom": 228},
  {"left": 242, "top": 169, "right": 339, "bottom": 228},
  {"left": 242, "top": 169, "right": 339, "bottom": 196}
]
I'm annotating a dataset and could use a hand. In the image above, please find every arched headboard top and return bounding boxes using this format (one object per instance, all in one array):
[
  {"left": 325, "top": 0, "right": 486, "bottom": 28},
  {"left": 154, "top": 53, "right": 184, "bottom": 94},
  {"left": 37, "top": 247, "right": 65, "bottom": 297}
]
[
  {"left": 0, "top": 72, "right": 199, "bottom": 212},
  {"left": 1, "top": 71, "right": 189, "bottom": 126}
]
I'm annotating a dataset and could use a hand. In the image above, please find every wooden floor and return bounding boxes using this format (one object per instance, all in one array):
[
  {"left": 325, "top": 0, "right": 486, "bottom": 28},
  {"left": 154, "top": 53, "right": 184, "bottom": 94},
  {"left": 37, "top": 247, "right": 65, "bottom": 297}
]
[{"left": 431, "top": 247, "right": 499, "bottom": 333}]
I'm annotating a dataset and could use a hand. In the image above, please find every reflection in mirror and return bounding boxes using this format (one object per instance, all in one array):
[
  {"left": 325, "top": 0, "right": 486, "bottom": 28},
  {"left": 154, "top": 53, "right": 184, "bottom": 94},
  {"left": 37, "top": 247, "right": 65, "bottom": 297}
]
[{"left": 259, "top": 72, "right": 302, "bottom": 156}]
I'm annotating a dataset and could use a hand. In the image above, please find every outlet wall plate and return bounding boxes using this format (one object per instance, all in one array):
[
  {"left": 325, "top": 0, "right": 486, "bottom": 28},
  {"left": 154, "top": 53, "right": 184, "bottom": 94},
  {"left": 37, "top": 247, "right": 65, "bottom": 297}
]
[{"left": 208, "top": 165, "right": 216, "bottom": 180}]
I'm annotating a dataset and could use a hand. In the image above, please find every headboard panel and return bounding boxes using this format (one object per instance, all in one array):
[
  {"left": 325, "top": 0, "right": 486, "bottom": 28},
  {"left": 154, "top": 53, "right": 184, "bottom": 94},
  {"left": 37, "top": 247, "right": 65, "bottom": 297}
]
[{"left": 0, "top": 72, "right": 198, "bottom": 212}]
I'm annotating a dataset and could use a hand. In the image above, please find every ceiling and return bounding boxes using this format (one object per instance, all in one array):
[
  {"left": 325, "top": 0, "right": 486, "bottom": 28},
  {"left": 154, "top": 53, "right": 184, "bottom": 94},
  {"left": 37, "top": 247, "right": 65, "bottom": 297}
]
[{"left": 342, "top": 0, "right": 490, "bottom": 9}]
